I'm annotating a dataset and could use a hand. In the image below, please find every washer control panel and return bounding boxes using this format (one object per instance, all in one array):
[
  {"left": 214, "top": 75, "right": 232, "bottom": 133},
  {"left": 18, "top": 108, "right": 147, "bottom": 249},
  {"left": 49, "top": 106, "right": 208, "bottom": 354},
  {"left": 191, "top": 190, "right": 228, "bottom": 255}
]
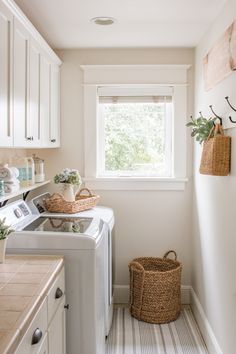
[{"left": 0, "top": 201, "right": 31, "bottom": 227}]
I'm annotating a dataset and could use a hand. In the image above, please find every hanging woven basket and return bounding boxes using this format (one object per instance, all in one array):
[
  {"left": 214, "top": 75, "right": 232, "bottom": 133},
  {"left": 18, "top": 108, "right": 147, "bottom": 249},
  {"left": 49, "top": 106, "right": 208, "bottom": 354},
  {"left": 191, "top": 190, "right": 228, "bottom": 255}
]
[
  {"left": 199, "top": 123, "right": 231, "bottom": 176},
  {"left": 129, "top": 250, "right": 182, "bottom": 324}
]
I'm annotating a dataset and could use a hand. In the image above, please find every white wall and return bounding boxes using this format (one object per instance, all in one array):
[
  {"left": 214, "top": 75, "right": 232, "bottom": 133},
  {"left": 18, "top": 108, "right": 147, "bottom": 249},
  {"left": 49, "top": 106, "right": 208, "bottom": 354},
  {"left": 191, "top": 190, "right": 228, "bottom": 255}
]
[
  {"left": 34, "top": 48, "right": 194, "bottom": 292},
  {"left": 193, "top": 1, "right": 236, "bottom": 352}
]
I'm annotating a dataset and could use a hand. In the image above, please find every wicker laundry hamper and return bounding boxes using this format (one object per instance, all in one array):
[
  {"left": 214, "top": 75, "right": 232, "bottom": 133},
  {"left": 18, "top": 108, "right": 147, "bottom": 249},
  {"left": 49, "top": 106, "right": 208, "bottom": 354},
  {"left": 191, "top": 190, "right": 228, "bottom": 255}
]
[{"left": 129, "top": 250, "right": 182, "bottom": 324}]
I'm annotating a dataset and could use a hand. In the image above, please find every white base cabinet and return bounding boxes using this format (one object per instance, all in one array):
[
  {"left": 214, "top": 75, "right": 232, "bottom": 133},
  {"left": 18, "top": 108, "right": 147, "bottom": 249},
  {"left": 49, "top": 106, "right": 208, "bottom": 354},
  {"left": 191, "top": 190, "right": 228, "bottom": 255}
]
[
  {"left": 14, "top": 267, "right": 66, "bottom": 354},
  {"left": 48, "top": 299, "right": 66, "bottom": 354},
  {"left": 0, "top": 0, "right": 61, "bottom": 149}
]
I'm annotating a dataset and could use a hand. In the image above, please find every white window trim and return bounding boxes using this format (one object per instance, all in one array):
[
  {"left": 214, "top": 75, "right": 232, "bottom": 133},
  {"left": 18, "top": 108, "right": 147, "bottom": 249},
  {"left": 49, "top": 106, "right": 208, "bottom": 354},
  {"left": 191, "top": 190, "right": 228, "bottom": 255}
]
[{"left": 81, "top": 65, "right": 190, "bottom": 191}]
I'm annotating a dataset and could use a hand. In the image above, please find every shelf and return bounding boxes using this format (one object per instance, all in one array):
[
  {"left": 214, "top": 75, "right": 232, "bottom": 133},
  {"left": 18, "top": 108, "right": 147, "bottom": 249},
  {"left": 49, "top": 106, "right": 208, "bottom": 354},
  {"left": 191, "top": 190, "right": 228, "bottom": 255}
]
[{"left": 0, "top": 180, "right": 51, "bottom": 207}]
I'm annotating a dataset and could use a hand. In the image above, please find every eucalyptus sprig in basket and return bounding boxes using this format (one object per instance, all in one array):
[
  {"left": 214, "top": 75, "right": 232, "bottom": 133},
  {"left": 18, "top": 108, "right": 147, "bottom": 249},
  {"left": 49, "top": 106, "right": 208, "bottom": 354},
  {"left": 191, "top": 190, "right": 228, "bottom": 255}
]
[{"left": 186, "top": 116, "right": 216, "bottom": 144}]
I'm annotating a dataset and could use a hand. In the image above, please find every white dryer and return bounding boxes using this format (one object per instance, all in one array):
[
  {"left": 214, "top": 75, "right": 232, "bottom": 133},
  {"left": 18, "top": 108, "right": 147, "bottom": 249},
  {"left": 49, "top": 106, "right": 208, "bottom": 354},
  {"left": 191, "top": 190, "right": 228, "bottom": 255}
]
[{"left": 0, "top": 199, "right": 110, "bottom": 354}]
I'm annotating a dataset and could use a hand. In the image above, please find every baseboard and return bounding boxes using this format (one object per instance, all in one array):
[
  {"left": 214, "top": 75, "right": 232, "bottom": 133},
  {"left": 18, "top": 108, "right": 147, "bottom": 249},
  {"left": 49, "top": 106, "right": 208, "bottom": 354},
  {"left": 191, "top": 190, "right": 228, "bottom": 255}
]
[
  {"left": 113, "top": 284, "right": 191, "bottom": 304},
  {"left": 190, "top": 288, "right": 222, "bottom": 354}
]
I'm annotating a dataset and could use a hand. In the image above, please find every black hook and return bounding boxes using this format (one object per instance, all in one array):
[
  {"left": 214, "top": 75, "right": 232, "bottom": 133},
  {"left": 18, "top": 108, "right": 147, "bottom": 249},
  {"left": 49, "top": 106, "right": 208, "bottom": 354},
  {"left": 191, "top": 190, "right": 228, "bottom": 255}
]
[
  {"left": 225, "top": 96, "right": 236, "bottom": 123},
  {"left": 225, "top": 96, "right": 236, "bottom": 112},
  {"left": 209, "top": 105, "right": 222, "bottom": 125}
]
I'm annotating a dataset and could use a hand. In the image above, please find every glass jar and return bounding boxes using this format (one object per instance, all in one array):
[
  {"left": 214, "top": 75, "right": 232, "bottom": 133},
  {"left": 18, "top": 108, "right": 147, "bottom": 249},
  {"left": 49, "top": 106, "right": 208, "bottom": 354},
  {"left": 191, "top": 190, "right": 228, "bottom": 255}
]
[{"left": 32, "top": 154, "right": 45, "bottom": 183}]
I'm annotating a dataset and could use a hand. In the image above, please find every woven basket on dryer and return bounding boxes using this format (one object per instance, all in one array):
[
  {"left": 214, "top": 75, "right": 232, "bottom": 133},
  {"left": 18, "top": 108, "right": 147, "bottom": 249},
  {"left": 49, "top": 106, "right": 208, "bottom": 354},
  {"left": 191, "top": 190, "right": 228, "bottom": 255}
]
[
  {"left": 129, "top": 250, "right": 182, "bottom": 324},
  {"left": 43, "top": 188, "right": 100, "bottom": 214}
]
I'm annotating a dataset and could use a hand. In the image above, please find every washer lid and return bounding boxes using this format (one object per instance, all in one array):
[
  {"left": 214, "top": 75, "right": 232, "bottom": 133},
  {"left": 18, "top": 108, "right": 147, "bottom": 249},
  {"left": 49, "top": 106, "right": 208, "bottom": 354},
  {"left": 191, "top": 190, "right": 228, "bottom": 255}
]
[
  {"left": 7, "top": 216, "right": 105, "bottom": 250},
  {"left": 23, "top": 216, "right": 93, "bottom": 234}
]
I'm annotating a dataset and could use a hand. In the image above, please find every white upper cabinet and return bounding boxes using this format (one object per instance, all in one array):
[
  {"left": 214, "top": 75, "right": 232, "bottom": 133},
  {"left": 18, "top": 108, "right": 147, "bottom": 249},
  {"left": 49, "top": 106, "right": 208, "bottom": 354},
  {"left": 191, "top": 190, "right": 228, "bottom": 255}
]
[
  {"left": 28, "top": 38, "right": 41, "bottom": 147},
  {"left": 13, "top": 17, "right": 31, "bottom": 147},
  {"left": 49, "top": 64, "right": 60, "bottom": 147},
  {"left": 0, "top": 1, "right": 13, "bottom": 147},
  {"left": 40, "top": 55, "right": 51, "bottom": 147},
  {"left": 0, "top": 0, "right": 61, "bottom": 148},
  {"left": 40, "top": 57, "right": 60, "bottom": 147}
]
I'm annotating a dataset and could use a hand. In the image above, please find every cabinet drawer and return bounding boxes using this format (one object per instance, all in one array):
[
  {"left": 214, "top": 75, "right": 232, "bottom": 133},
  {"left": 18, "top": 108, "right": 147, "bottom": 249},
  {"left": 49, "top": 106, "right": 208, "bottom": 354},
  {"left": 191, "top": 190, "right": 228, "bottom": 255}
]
[
  {"left": 15, "top": 298, "right": 47, "bottom": 354},
  {"left": 47, "top": 267, "right": 65, "bottom": 323}
]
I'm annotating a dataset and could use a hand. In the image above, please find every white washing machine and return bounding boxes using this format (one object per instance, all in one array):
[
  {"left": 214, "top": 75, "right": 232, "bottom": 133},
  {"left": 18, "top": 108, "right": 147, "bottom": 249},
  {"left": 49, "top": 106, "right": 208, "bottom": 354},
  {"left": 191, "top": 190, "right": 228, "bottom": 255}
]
[
  {"left": 28, "top": 193, "right": 115, "bottom": 336},
  {"left": 0, "top": 198, "right": 112, "bottom": 354}
]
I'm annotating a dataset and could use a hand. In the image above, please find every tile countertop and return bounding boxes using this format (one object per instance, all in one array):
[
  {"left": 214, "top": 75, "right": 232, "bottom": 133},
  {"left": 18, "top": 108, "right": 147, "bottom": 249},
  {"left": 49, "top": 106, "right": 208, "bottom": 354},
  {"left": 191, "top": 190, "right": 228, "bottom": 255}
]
[{"left": 0, "top": 254, "right": 64, "bottom": 354}]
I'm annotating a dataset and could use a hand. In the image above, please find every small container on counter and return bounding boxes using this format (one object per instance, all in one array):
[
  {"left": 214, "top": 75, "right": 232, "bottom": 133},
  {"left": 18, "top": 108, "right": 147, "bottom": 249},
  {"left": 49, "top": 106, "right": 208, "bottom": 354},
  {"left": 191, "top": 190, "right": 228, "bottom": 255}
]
[{"left": 33, "top": 154, "right": 45, "bottom": 183}]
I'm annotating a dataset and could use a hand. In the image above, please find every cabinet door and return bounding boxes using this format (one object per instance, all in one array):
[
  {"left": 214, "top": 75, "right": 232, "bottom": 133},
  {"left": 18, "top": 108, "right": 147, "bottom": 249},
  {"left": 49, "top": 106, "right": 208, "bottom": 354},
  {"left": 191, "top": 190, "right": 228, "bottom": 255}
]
[
  {"left": 40, "top": 55, "right": 50, "bottom": 146},
  {"left": 13, "top": 17, "right": 31, "bottom": 147},
  {"left": 49, "top": 64, "right": 60, "bottom": 147},
  {"left": 37, "top": 333, "right": 48, "bottom": 354},
  {"left": 29, "top": 39, "right": 41, "bottom": 146},
  {"left": 48, "top": 299, "right": 66, "bottom": 354},
  {"left": 0, "top": 1, "right": 13, "bottom": 147}
]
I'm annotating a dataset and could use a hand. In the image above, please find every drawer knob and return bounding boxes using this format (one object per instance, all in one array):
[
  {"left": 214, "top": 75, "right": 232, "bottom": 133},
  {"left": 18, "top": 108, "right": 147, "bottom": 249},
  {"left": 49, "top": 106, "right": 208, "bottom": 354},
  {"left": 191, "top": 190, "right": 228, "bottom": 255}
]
[
  {"left": 64, "top": 304, "right": 69, "bottom": 310},
  {"left": 51, "top": 139, "right": 56, "bottom": 143},
  {"left": 31, "top": 328, "right": 42, "bottom": 345},
  {"left": 55, "top": 287, "right": 63, "bottom": 299}
]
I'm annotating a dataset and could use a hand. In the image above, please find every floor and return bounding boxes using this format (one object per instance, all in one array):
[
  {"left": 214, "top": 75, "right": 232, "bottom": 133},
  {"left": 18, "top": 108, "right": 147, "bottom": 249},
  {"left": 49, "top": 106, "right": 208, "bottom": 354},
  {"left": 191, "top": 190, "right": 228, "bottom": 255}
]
[{"left": 106, "top": 306, "right": 208, "bottom": 354}]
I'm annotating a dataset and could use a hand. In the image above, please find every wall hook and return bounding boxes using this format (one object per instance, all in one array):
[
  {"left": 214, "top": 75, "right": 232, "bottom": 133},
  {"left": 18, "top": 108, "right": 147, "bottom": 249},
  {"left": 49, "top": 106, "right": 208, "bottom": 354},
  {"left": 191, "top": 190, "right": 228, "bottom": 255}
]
[
  {"left": 209, "top": 105, "right": 222, "bottom": 125},
  {"left": 225, "top": 96, "right": 236, "bottom": 112},
  {"left": 225, "top": 96, "right": 236, "bottom": 123}
]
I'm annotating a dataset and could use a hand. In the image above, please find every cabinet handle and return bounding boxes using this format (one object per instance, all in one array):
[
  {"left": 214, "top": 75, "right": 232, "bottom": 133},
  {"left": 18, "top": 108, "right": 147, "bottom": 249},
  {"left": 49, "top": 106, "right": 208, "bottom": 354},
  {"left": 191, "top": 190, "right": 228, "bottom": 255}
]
[
  {"left": 31, "top": 136, "right": 34, "bottom": 141},
  {"left": 55, "top": 287, "right": 63, "bottom": 299},
  {"left": 31, "top": 328, "right": 42, "bottom": 345},
  {"left": 51, "top": 139, "right": 56, "bottom": 143}
]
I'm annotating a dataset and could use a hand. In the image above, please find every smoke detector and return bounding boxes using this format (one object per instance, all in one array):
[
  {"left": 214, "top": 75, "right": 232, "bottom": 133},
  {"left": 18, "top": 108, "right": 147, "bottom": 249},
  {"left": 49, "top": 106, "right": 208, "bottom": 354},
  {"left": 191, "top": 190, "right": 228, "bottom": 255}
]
[{"left": 91, "top": 17, "right": 116, "bottom": 25}]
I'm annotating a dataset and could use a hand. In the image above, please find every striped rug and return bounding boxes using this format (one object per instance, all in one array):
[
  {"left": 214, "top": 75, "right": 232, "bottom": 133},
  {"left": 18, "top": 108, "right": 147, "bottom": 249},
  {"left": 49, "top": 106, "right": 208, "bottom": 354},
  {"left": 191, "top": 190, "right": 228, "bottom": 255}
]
[{"left": 106, "top": 306, "right": 208, "bottom": 354}]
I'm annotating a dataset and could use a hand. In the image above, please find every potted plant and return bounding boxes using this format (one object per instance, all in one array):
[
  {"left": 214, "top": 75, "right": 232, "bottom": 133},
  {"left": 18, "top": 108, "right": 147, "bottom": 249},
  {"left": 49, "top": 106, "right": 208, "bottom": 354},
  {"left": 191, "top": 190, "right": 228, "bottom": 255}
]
[
  {"left": 54, "top": 168, "right": 82, "bottom": 202},
  {"left": 186, "top": 116, "right": 216, "bottom": 144},
  {"left": 0, "top": 218, "right": 14, "bottom": 263}
]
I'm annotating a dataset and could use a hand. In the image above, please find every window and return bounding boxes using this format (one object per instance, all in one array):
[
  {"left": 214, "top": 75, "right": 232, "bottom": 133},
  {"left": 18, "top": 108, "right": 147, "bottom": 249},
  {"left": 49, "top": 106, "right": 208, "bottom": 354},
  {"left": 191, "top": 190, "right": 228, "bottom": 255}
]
[
  {"left": 97, "top": 87, "right": 173, "bottom": 177},
  {"left": 82, "top": 65, "right": 189, "bottom": 190}
]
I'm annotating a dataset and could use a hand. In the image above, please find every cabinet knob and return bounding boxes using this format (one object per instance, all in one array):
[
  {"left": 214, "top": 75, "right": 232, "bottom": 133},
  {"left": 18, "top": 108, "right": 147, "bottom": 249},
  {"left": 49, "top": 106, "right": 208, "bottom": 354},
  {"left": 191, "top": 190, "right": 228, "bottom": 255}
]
[
  {"left": 26, "top": 137, "right": 32, "bottom": 141},
  {"left": 64, "top": 304, "right": 69, "bottom": 310},
  {"left": 31, "top": 328, "right": 42, "bottom": 345},
  {"left": 51, "top": 139, "right": 56, "bottom": 143},
  {"left": 55, "top": 287, "right": 63, "bottom": 299}
]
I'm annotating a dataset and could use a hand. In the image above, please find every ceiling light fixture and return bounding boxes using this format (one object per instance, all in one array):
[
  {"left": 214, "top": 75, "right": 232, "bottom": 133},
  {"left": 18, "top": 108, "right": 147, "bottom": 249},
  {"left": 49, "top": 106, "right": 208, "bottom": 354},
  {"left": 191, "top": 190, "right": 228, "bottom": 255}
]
[{"left": 91, "top": 17, "right": 116, "bottom": 26}]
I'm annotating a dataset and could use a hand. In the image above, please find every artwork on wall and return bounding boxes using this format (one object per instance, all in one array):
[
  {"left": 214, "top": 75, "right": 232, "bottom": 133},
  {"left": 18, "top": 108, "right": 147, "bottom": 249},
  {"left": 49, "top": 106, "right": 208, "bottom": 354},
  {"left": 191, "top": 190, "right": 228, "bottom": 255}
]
[{"left": 204, "top": 20, "right": 236, "bottom": 91}]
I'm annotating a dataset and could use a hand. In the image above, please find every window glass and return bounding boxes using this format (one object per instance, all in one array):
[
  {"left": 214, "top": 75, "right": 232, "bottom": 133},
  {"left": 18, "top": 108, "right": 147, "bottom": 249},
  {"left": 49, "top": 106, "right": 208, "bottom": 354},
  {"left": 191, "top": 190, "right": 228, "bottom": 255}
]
[{"left": 98, "top": 96, "right": 173, "bottom": 177}]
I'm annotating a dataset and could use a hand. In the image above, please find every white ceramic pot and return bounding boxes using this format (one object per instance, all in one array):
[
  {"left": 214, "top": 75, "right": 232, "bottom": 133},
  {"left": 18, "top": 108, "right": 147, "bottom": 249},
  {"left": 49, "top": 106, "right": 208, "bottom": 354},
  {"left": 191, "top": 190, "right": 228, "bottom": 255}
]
[
  {"left": 0, "top": 238, "right": 7, "bottom": 263},
  {"left": 61, "top": 183, "right": 75, "bottom": 202}
]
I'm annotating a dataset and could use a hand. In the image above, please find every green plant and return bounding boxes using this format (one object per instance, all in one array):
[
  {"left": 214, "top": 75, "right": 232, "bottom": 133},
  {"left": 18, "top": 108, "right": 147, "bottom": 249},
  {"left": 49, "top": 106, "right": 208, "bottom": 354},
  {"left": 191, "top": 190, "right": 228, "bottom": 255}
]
[
  {"left": 186, "top": 116, "right": 216, "bottom": 144},
  {"left": 0, "top": 218, "right": 14, "bottom": 240}
]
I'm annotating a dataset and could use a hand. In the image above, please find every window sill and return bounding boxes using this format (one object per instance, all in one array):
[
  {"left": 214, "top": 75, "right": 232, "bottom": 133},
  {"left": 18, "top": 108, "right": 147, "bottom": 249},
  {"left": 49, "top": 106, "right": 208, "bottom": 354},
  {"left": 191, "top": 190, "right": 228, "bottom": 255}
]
[{"left": 83, "top": 177, "right": 188, "bottom": 191}]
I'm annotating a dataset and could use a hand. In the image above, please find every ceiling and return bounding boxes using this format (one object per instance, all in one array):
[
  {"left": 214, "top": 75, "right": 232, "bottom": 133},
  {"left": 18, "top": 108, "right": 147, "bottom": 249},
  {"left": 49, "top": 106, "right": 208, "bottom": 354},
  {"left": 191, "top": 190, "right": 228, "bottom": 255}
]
[{"left": 14, "top": 0, "right": 227, "bottom": 49}]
